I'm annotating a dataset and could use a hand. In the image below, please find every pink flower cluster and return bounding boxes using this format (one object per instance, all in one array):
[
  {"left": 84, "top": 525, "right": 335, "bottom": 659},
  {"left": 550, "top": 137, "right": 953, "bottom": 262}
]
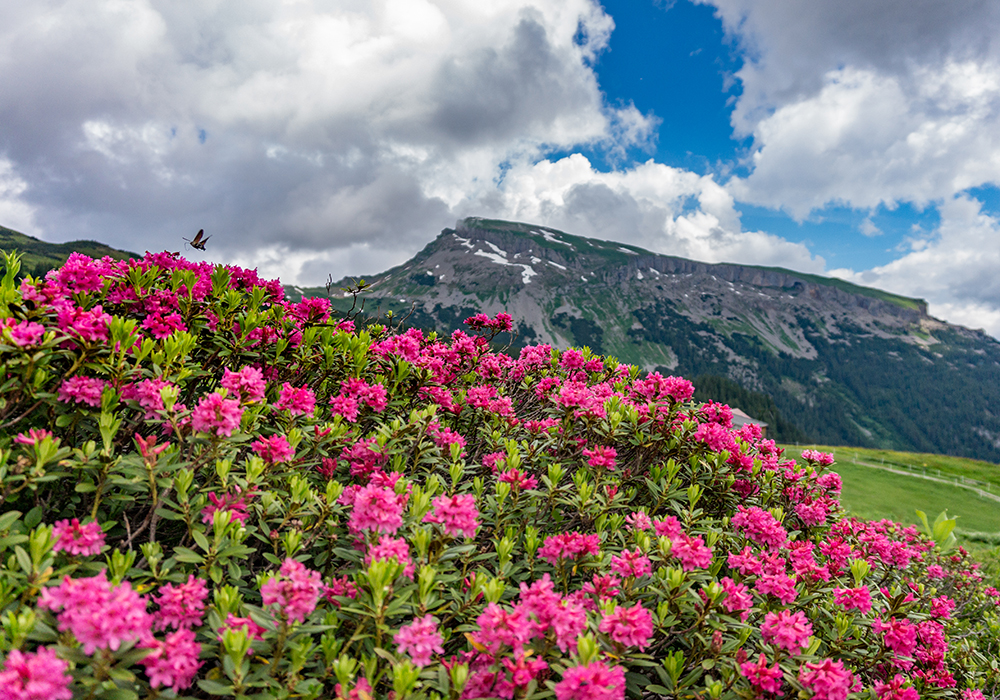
[
  {"left": 153, "top": 575, "right": 208, "bottom": 630},
  {"left": 38, "top": 571, "right": 151, "bottom": 654},
  {"left": 423, "top": 494, "right": 479, "bottom": 538},
  {"left": 761, "top": 609, "right": 813, "bottom": 654},
  {"left": 598, "top": 603, "right": 654, "bottom": 650},
  {"left": 0, "top": 647, "right": 73, "bottom": 700},
  {"left": 394, "top": 614, "right": 445, "bottom": 666},
  {"left": 260, "top": 558, "right": 324, "bottom": 623},
  {"left": 538, "top": 532, "right": 601, "bottom": 565},
  {"left": 250, "top": 434, "right": 295, "bottom": 463},
  {"left": 51, "top": 519, "right": 105, "bottom": 556}
]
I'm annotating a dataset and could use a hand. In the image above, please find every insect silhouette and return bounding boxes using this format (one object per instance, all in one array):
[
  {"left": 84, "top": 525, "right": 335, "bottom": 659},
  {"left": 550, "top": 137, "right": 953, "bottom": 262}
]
[{"left": 184, "top": 229, "right": 210, "bottom": 251}]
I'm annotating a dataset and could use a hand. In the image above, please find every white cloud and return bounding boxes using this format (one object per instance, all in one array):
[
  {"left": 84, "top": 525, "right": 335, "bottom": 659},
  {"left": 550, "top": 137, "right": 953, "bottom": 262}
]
[
  {"left": 456, "top": 154, "right": 825, "bottom": 273},
  {"left": 695, "top": 0, "right": 1000, "bottom": 337},
  {"left": 859, "top": 217, "right": 882, "bottom": 238},
  {"left": 727, "top": 64, "right": 1000, "bottom": 218},
  {"left": 829, "top": 194, "right": 1000, "bottom": 336},
  {"left": 0, "top": 0, "right": 652, "bottom": 282}
]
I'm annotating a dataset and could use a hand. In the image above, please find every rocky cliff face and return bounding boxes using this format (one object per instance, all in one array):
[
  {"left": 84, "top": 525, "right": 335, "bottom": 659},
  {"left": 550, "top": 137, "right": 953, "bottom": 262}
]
[{"left": 293, "top": 217, "right": 1000, "bottom": 462}]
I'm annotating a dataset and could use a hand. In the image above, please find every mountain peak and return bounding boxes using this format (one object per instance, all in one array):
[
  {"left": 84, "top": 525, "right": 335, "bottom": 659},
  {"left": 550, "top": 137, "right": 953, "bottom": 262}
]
[{"left": 305, "top": 216, "right": 1000, "bottom": 462}]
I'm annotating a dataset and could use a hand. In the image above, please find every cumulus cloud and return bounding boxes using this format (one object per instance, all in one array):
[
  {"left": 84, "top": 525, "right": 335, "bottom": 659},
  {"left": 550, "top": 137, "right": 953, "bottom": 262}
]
[
  {"left": 0, "top": 0, "right": 661, "bottom": 282},
  {"left": 694, "top": 0, "right": 1000, "bottom": 336},
  {"left": 829, "top": 195, "right": 1000, "bottom": 336},
  {"left": 456, "top": 154, "right": 825, "bottom": 272}
]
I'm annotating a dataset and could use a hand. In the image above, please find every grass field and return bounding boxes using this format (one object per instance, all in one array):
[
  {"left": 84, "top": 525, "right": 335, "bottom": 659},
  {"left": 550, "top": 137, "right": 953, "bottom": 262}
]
[{"left": 781, "top": 445, "right": 1000, "bottom": 537}]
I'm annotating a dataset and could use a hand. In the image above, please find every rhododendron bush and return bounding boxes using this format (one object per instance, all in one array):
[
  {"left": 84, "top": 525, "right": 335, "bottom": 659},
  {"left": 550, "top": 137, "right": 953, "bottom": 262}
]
[{"left": 0, "top": 250, "right": 997, "bottom": 700}]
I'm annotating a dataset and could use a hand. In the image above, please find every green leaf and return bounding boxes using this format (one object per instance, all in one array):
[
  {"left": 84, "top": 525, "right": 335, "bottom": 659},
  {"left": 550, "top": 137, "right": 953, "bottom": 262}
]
[
  {"left": 0, "top": 510, "right": 22, "bottom": 531},
  {"left": 172, "top": 547, "right": 204, "bottom": 564},
  {"left": 197, "top": 679, "right": 235, "bottom": 695},
  {"left": 191, "top": 529, "right": 211, "bottom": 552}
]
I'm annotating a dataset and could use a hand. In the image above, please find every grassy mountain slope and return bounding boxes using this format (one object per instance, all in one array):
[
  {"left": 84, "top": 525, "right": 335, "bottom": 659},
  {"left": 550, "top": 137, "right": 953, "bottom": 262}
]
[
  {"left": 288, "top": 216, "right": 1000, "bottom": 464},
  {"left": 0, "top": 225, "right": 137, "bottom": 278}
]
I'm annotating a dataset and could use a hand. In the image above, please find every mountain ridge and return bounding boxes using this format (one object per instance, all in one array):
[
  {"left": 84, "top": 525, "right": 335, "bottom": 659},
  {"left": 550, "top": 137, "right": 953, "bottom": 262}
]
[{"left": 292, "top": 217, "right": 1000, "bottom": 463}]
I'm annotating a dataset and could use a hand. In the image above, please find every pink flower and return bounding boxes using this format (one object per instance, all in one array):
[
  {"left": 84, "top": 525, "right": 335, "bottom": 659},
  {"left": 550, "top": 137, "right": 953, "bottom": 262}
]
[
  {"left": 817, "top": 472, "right": 842, "bottom": 495},
  {"left": 583, "top": 446, "right": 617, "bottom": 470},
  {"left": 672, "top": 533, "right": 713, "bottom": 571},
  {"left": 833, "top": 587, "right": 872, "bottom": 614},
  {"left": 51, "top": 519, "right": 104, "bottom": 556},
  {"left": 582, "top": 574, "right": 622, "bottom": 603},
  {"left": 191, "top": 392, "right": 244, "bottom": 437},
  {"left": 654, "top": 516, "right": 682, "bottom": 538},
  {"left": 599, "top": 603, "right": 654, "bottom": 650},
  {"left": 337, "top": 678, "right": 373, "bottom": 700},
  {"left": 365, "top": 535, "right": 415, "bottom": 579},
  {"left": 554, "top": 661, "right": 625, "bottom": 700},
  {"left": 560, "top": 349, "right": 586, "bottom": 370},
  {"left": 38, "top": 571, "right": 152, "bottom": 654},
  {"left": 551, "top": 597, "right": 588, "bottom": 653},
  {"left": 220, "top": 614, "right": 266, "bottom": 645},
  {"left": 538, "top": 532, "right": 601, "bottom": 565},
  {"left": 394, "top": 614, "right": 444, "bottom": 666},
  {"left": 260, "top": 558, "right": 324, "bottom": 623},
  {"left": 761, "top": 610, "right": 812, "bottom": 654},
  {"left": 719, "top": 577, "right": 753, "bottom": 620},
  {"left": 13, "top": 429, "right": 54, "bottom": 446},
  {"left": 498, "top": 468, "right": 539, "bottom": 491},
  {"left": 756, "top": 573, "right": 799, "bottom": 604},
  {"left": 139, "top": 628, "right": 203, "bottom": 691},
  {"left": 7, "top": 320, "right": 46, "bottom": 347},
  {"left": 930, "top": 595, "right": 955, "bottom": 619},
  {"left": 925, "top": 565, "right": 946, "bottom": 579},
  {"left": 625, "top": 511, "right": 652, "bottom": 530},
  {"left": 798, "top": 659, "right": 854, "bottom": 700},
  {"left": 423, "top": 494, "right": 479, "bottom": 538},
  {"left": 142, "top": 311, "right": 187, "bottom": 339},
  {"left": 221, "top": 366, "right": 266, "bottom": 403},
  {"left": 731, "top": 506, "right": 788, "bottom": 549},
  {"left": 274, "top": 383, "right": 316, "bottom": 416},
  {"left": 795, "top": 499, "right": 830, "bottom": 526},
  {"left": 250, "top": 434, "right": 295, "bottom": 463},
  {"left": 324, "top": 577, "right": 359, "bottom": 605},
  {"left": 347, "top": 483, "right": 407, "bottom": 535},
  {"left": 875, "top": 675, "right": 920, "bottom": 700},
  {"left": 153, "top": 575, "right": 208, "bottom": 631},
  {"left": 873, "top": 617, "right": 917, "bottom": 657},
  {"left": 57, "top": 376, "right": 107, "bottom": 408},
  {"left": 340, "top": 379, "right": 389, "bottom": 412},
  {"left": 610, "top": 549, "right": 652, "bottom": 579},
  {"left": 740, "top": 652, "right": 783, "bottom": 695},
  {"left": 121, "top": 377, "right": 174, "bottom": 418},
  {"left": 501, "top": 654, "right": 549, "bottom": 695},
  {"left": 201, "top": 489, "right": 253, "bottom": 526},
  {"left": 0, "top": 647, "right": 73, "bottom": 700},
  {"left": 329, "top": 394, "right": 360, "bottom": 422},
  {"left": 52, "top": 252, "right": 104, "bottom": 293},
  {"left": 56, "top": 304, "right": 111, "bottom": 344},
  {"left": 694, "top": 422, "right": 736, "bottom": 453},
  {"left": 800, "top": 449, "right": 835, "bottom": 466},
  {"left": 472, "top": 603, "right": 535, "bottom": 653}
]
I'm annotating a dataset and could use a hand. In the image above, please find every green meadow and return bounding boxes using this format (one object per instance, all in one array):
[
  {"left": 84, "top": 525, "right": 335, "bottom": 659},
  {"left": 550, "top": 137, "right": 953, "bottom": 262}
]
[{"left": 781, "top": 445, "right": 1000, "bottom": 537}]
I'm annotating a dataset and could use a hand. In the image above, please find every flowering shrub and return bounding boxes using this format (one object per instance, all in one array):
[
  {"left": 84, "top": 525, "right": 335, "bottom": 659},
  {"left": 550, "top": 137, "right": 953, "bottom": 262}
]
[{"left": 0, "top": 249, "right": 998, "bottom": 699}]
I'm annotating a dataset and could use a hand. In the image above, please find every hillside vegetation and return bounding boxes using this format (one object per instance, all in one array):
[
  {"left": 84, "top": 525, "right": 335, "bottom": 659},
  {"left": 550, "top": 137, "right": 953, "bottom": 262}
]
[
  {"left": 0, "top": 224, "right": 136, "bottom": 278},
  {"left": 1, "top": 248, "right": 997, "bottom": 698},
  {"left": 289, "top": 218, "right": 1000, "bottom": 464}
]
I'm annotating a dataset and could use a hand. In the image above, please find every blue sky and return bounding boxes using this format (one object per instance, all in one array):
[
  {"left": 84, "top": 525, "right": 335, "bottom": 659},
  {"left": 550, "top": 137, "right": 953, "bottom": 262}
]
[{"left": 1, "top": 0, "right": 999, "bottom": 335}]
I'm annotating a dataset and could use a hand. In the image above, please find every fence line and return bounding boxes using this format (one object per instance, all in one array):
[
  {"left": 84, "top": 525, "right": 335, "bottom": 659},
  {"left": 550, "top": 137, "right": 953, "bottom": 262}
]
[{"left": 844, "top": 452, "right": 1000, "bottom": 504}]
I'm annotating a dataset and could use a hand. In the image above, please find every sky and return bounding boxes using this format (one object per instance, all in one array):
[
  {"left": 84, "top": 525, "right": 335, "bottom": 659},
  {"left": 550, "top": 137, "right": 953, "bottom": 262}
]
[{"left": 2, "top": 1, "right": 1000, "bottom": 336}]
